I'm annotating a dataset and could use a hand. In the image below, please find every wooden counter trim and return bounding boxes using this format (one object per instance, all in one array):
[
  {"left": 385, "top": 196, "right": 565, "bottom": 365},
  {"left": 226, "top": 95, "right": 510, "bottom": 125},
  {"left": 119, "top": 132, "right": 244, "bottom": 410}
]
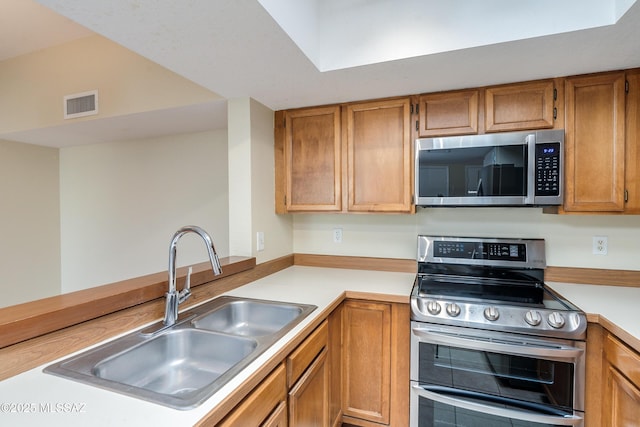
[
  {"left": 0, "top": 255, "right": 294, "bottom": 381},
  {"left": 294, "top": 253, "right": 416, "bottom": 273},
  {"left": 545, "top": 266, "right": 640, "bottom": 287},
  {"left": 0, "top": 256, "right": 257, "bottom": 349}
]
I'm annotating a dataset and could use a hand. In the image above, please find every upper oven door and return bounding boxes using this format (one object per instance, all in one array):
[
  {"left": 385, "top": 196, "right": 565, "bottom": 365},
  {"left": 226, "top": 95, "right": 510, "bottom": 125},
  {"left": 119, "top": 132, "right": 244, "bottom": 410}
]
[{"left": 410, "top": 322, "right": 585, "bottom": 414}]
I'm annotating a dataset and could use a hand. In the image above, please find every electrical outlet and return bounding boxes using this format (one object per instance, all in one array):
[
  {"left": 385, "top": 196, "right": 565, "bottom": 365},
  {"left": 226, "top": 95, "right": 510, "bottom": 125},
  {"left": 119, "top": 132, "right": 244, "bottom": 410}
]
[
  {"left": 333, "top": 228, "right": 343, "bottom": 243},
  {"left": 257, "top": 231, "right": 265, "bottom": 251},
  {"left": 592, "top": 236, "right": 608, "bottom": 255}
]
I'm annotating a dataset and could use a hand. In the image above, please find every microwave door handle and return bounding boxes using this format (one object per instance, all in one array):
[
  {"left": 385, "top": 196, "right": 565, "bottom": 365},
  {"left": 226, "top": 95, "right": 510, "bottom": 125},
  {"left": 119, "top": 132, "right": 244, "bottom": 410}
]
[
  {"left": 526, "top": 134, "right": 536, "bottom": 204},
  {"left": 412, "top": 384, "right": 583, "bottom": 426},
  {"left": 412, "top": 327, "right": 583, "bottom": 362}
]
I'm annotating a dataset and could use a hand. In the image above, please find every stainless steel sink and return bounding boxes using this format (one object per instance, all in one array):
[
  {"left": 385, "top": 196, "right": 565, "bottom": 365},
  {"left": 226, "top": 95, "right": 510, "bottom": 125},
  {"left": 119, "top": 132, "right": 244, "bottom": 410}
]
[
  {"left": 44, "top": 296, "right": 316, "bottom": 409},
  {"left": 192, "top": 298, "right": 306, "bottom": 336},
  {"left": 93, "top": 329, "right": 256, "bottom": 397}
]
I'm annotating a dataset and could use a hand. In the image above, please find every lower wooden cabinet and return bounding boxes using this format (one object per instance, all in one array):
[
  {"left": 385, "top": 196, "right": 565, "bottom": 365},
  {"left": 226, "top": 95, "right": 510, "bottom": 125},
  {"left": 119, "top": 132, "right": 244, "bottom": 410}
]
[
  {"left": 341, "top": 299, "right": 410, "bottom": 427},
  {"left": 213, "top": 300, "right": 409, "bottom": 427},
  {"left": 217, "top": 363, "right": 287, "bottom": 427},
  {"left": 602, "top": 332, "right": 640, "bottom": 426},
  {"left": 287, "top": 320, "right": 330, "bottom": 427}
]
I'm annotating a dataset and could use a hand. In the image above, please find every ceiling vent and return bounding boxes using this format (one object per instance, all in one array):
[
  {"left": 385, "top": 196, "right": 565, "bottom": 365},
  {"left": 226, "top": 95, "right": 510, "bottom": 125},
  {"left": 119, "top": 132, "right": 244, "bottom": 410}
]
[{"left": 64, "top": 90, "right": 98, "bottom": 119}]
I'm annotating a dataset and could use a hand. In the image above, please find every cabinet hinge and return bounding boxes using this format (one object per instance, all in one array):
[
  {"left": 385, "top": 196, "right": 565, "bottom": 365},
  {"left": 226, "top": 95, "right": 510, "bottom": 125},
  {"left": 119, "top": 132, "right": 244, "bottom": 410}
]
[
  {"left": 553, "top": 107, "right": 557, "bottom": 120},
  {"left": 626, "top": 80, "right": 630, "bottom": 93},
  {"left": 416, "top": 104, "right": 419, "bottom": 115},
  {"left": 410, "top": 104, "right": 414, "bottom": 114},
  {"left": 415, "top": 120, "right": 419, "bottom": 132},
  {"left": 625, "top": 190, "right": 629, "bottom": 203},
  {"left": 284, "top": 195, "right": 287, "bottom": 205},
  {"left": 553, "top": 88, "right": 557, "bottom": 101}
]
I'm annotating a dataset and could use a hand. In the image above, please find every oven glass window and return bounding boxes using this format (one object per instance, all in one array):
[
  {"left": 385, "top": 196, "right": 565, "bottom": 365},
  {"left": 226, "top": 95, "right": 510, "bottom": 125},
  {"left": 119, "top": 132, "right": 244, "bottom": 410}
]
[
  {"left": 417, "top": 341, "right": 574, "bottom": 413},
  {"left": 417, "top": 145, "right": 527, "bottom": 198},
  {"left": 416, "top": 393, "right": 568, "bottom": 427}
]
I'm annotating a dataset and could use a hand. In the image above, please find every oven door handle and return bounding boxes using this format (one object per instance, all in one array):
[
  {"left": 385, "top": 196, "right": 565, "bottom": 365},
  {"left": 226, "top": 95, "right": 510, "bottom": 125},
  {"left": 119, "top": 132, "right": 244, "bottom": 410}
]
[
  {"left": 412, "top": 327, "right": 583, "bottom": 362},
  {"left": 412, "top": 384, "right": 583, "bottom": 426}
]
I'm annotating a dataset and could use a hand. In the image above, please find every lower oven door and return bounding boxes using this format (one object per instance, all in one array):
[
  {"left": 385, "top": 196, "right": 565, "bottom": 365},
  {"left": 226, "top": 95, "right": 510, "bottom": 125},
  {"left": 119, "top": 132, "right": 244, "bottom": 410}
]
[
  {"left": 410, "top": 383, "right": 583, "bottom": 426},
  {"left": 410, "top": 322, "right": 585, "bottom": 427}
]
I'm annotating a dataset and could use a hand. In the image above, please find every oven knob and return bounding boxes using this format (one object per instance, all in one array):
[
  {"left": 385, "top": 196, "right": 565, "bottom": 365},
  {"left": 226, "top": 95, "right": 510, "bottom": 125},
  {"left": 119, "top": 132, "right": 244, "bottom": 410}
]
[
  {"left": 547, "top": 312, "right": 566, "bottom": 329},
  {"left": 446, "top": 303, "right": 461, "bottom": 317},
  {"left": 426, "top": 300, "right": 442, "bottom": 315},
  {"left": 483, "top": 306, "right": 500, "bottom": 321},
  {"left": 524, "top": 310, "right": 542, "bottom": 326}
]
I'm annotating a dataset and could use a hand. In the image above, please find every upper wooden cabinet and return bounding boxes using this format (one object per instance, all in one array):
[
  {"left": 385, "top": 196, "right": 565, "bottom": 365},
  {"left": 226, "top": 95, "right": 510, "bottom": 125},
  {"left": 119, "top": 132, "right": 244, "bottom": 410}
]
[
  {"left": 563, "top": 72, "right": 627, "bottom": 212},
  {"left": 418, "top": 90, "right": 479, "bottom": 137},
  {"left": 344, "top": 98, "right": 413, "bottom": 213},
  {"left": 277, "top": 106, "right": 342, "bottom": 213},
  {"left": 275, "top": 98, "right": 414, "bottom": 214},
  {"left": 485, "top": 80, "right": 556, "bottom": 132},
  {"left": 624, "top": 69, "right": 640, "bottom": 214}
]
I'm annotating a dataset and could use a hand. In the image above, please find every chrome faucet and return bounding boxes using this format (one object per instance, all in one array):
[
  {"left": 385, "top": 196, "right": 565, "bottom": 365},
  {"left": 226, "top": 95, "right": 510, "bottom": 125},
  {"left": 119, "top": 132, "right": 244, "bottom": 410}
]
[{"left": 164, "top": 225, "right": 222, "bottom": 326}]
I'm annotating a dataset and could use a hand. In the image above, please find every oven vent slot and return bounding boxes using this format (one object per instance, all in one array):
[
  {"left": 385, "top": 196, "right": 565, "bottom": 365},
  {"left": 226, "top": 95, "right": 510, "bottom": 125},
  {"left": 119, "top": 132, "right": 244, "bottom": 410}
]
[{"left": 64, "top": 90, "right": 98, "bottom": 119}]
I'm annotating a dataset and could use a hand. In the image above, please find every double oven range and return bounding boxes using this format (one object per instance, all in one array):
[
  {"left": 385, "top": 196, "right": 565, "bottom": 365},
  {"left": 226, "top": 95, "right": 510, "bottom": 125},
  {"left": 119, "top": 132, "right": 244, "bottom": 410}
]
[{"left": 410, "top": 236, "right": 587, "bottom": 427}]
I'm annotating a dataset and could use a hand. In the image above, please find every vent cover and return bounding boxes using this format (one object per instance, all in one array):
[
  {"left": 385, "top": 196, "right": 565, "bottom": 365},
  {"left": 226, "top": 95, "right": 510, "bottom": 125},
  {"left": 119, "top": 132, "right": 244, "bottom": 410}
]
[{"left": 64, "top": 90, "right": 98, "bottom": 119}]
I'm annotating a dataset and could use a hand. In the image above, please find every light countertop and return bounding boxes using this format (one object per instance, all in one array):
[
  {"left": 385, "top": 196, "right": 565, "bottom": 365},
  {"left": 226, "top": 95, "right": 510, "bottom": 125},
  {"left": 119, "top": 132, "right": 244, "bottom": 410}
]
[
  {"left": 0, "top": 266, "right": 414, "bottom": 426},
  {"left": 0, "top": 265, "right": 638, "bottom": 426},
  {"left": 547, "top": 281, "right": 640, "bottom": 353}
]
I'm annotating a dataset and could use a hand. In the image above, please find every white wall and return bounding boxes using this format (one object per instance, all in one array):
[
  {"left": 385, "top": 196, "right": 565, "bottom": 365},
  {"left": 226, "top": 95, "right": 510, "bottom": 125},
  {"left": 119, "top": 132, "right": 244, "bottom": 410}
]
[
  {"left": 293, "top": 208, "right": 640, "bottom": 271},
  {"left": 0, "top": 139, "right": 60, "bottom": 307},
  {"left": 59, "top": 130, "right": 229, "bottom": 293}
]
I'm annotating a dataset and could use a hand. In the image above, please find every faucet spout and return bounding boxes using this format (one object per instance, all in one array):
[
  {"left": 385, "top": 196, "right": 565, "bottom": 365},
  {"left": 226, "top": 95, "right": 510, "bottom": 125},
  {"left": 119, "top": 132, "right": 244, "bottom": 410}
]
[{"left": 164, "top": 225, "right": 222, "bottom": 326}]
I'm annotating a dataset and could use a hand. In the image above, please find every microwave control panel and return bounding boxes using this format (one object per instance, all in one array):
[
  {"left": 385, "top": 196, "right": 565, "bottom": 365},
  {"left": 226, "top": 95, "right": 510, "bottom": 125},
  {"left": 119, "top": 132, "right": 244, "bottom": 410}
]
[{"left": 535, "top": 142, "right": 561, "bottom": 196}]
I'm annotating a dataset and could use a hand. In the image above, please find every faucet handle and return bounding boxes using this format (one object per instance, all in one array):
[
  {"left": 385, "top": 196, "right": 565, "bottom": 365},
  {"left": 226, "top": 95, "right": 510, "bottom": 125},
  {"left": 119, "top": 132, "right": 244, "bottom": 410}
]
[{"left": 178, "top": 266, "right": 193, "bottom": 304}]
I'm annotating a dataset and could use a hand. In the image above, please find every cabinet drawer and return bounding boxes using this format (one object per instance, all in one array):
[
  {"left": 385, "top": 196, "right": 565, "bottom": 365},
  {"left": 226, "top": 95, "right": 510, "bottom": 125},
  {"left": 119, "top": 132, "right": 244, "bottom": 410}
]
[
  {"left": 218, "top": 364, "right": 287, "bottom": 427},
  {"left": 604, "top": 333, "right": 640, "bottom": 387},
  {"left": 287, "top": 320, "right": 328, "bottom": 387}
]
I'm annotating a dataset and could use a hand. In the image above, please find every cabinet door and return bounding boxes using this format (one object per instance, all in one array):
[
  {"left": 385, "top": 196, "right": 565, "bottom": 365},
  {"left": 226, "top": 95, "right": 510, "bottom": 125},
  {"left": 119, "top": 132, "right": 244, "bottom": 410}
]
[
  {"left": 603, "top": 366, "right": 640, "bottom": 427},
  {"left": 564, "top": 72, "right": 626, "bottom": 212},
  {"left": 289, "top": 348, "right": 329, "bottom": 427},
  {"left": 345, "top": 98, "right": 413, "bottom": 212},
  {"left": 485, "top": 80, "right": 556, "bottom": 132},
  {"left": 624, "top": 70, "right": 640, "bottom": 213},
  {"left": 261, "top": 401, "right": 287, "bottom": 427},
  {"left": 342, "top": 300, "right": 391, "bottom": 424},
  {"left": 418, "top": 89, "right": 479, "bottom": 137},
  {"left": 218, "top": 364, "right": 287, "bottom": 427},
  {"left": 283, "top": 106, "right": 342, "bottom": 212}
]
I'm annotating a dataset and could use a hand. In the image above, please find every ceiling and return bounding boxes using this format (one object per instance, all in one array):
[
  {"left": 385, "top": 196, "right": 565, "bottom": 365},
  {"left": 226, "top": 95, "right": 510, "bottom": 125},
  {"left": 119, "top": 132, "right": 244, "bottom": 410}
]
[{"left": 2, "top": 0, "right": 640, "bottom": 146}]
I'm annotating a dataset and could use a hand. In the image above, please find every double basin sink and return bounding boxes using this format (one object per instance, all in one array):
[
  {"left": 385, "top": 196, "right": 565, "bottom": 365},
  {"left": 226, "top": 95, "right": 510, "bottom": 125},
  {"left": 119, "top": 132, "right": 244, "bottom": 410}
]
[{"left": 44, "top": 296, "right": 316, "bottom": 409}]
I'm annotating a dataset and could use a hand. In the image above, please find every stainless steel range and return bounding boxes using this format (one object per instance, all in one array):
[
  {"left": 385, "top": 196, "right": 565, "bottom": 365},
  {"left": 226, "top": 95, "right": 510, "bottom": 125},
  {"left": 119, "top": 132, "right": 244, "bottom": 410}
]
[{"left": 410, "top": 236, "right": 587, "bottom": 427}]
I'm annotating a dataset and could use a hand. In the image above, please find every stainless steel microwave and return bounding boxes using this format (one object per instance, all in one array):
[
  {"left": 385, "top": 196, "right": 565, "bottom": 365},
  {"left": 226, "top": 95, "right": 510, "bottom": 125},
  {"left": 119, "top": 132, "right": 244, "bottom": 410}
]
[{"left": 414, "top": 129, "right": 564, "bottom": 207}]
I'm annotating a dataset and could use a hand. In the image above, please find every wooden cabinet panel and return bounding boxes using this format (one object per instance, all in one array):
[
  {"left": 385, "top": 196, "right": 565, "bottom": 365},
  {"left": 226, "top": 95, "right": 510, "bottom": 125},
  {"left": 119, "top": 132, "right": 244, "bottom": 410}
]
[
  {"left": 485, "top": 80, "right": 556, "bottom": 132},
  {"left": 563, "top": 72, "right": 626, "bottom": 212},
  {"left": 261, "top": 401, "right": 287, "bottom": 427},
  {"left": 345, "top": 98, "right": 413, "bottom": 212},
  {"left": 603, "top": 367, "right": 640, "bottom": 427},
  {"left": 603, "top": 333, "right": 640, "bottom": 427},
  {"left": 624, "top": 70, "right": 640, "bottom": 213},
  {"left": 418, "top": 90, "right": 479, "bottom": 137},
  {"left": 328, "top": 303, "right": 343, "bottom": 427},
  {"left": 342, "top": 300, "right": 391, "bottom": 424},
  {"left": 283, "top": 105, "right": 342, "bottom": 212},
  {"left": 289, "top": 348, "right": 330, "bottom": 427},
  {"left": 287, "top": 320, "right": 328, "bottom": 387},
  {"left": 218, "top": 364, "right": 287, "bottom": 427}
]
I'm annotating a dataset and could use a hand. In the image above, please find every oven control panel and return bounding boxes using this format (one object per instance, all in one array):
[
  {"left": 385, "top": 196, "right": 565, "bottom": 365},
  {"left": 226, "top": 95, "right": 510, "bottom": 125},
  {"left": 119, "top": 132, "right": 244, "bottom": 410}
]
[
  {"left": 418, "top": 236, "right": 546, "bottom": 269},
  {"left": 433, "top": 241, "right": 526, "bottom": 262}
]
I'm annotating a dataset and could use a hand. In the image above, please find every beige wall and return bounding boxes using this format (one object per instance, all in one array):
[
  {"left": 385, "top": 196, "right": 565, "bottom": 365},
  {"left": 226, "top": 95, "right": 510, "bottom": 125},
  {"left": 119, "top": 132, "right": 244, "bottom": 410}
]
[
  {"left": 228, "top": 98, "right": 292, "bottom": 263},
  {"left": 0, "top": 139, "right": 60, "bottom": 306},
  {"left": 293, "top": 208, "right": 640, "bottom": 271},
  {"left": 59, "top": 130, "right": 229, "bottom": 293},
  {"left": 0, "top": 35, "right": 220, "bottom": 134}
]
